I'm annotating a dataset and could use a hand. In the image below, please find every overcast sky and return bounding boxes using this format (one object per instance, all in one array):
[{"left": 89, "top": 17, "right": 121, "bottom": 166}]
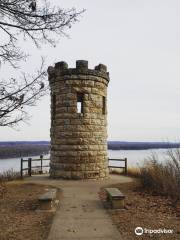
[{"left": 1, "top": 0, "right": 180, "bottom": 142}]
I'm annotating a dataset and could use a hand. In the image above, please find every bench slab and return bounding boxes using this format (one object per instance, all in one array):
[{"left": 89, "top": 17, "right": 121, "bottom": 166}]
[
  {"left": 105, "top": 187, "right": 125, "bottom": 209},
  {"left": 105, "top": 188, "right": 125, "bottom": 199},
  {"left": 38, "top": 188, "right": 59, "bottom": 211},
  {"left": 39, "top": 189, "right": 57, "bottom": 201}
]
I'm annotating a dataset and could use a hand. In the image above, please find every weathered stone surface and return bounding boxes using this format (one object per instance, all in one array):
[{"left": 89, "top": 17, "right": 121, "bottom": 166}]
[{"left": 48, "top": 60, "right": 110, "bottom": 180}]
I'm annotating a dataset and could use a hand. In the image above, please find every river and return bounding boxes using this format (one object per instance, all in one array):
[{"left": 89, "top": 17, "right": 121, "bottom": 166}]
[{"left": 0, "top": 149, "right": 168, "bottom": 173}]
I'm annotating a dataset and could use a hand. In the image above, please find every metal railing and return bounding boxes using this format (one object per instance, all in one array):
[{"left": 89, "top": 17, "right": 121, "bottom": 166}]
[
  {"left": 108, "top": 158, "right": 127, "bottom": 175},
  {"left": 20, "top": 156, "right": 127, "bottom": 177},
  {"left": 20, "top": 155, "right": 50, "bottom": 178}
]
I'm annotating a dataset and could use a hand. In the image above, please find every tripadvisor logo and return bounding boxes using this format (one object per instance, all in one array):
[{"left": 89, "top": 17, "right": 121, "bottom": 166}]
[
  {"left": 135, "top": 227, "right": 143, "bottom": 236},
  {"left": 135, "top": 227, "right": 173, "bottom": 236}
]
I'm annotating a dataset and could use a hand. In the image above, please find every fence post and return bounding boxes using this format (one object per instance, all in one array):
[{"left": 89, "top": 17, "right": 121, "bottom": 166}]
[
  {"left": 124, "top": 158, "right": 127, "bottom": 175},
  {"left": 28, "top": 158, "right": 32, "bottom": 176},
  {"left": 20, "top": 158, "right": 23, "bottom": 178},
  {"left": 40, "top": 155, "right": 43, "bottom": 174}
]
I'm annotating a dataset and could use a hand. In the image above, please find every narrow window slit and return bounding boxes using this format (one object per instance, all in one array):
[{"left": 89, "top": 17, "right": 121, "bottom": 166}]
[
  {"left": 52, "top": 94, "right": 56, "bottom": 119},
  {"left": 77, "top": 93, "right": 84, "bottom": 113},
  {"left": 102, "top": 96, "right": 106, "bottom": 115}
]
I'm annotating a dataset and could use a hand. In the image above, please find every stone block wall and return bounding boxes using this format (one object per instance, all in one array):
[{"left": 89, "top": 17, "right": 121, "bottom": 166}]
[{"left": 48, "top": 60, "right": 110, "bottom": 179}]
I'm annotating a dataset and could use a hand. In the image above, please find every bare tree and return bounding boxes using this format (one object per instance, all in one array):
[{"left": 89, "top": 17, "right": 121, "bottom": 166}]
[{"left": 0, "top": 0, "right": 84, "bottom": 127}]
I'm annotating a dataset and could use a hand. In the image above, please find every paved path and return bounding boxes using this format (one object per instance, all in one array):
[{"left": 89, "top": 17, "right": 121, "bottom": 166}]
[{"left": 25, "top": 174, "right": 132, "bottom": 240}]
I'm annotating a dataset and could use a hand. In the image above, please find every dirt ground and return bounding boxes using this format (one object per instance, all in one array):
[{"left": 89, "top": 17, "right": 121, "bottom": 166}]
[
  {"left": 100, "top": 179, "right": 180, "bottom": 240},
  {"left": 0, "top": 182, "right": 55, "bottom": 240}
]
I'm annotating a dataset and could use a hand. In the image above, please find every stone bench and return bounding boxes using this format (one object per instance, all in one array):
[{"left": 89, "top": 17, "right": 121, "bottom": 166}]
[
  {"left": 38, "top": 188, "right": 59, "bottom": 211},
  {"left": 105, "top": 188, "right": 125, "bottom": 209}
]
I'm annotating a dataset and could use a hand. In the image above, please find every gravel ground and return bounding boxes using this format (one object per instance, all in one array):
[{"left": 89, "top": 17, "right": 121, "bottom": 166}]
[
  {"left": 99, "top": 180, "right": 180, "bottom": 240},
  {"left": 0, "top": 182, "right": 55, "bottom": 240}
]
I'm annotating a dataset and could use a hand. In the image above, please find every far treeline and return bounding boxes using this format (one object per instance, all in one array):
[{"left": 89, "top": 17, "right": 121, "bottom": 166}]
[
  {"left": 108, "top": 141, "right": 180, "bottom": 150},
  {"left": 0, "top": 141, "right": 180, "bottom": 159},
  {"left": 0, "top": 142, "right": 50, "bottom": 159}
]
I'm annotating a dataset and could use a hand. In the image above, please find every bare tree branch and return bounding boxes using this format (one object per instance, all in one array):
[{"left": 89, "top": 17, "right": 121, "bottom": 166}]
[
  {"left": 0, "top": 0, "right": 84, "bottom": 127},
  {"left": 0, "top": 58, "right": 48, "bottom": 126}
]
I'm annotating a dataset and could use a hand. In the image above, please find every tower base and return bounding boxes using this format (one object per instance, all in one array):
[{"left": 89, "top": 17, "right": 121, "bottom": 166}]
[{"left": 49, "top": 168, "right": 109, "bottom": 180}]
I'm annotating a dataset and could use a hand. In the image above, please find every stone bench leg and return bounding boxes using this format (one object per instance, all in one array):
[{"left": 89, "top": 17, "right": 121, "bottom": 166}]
[{"left": 111, "top": 198, "right": 125, "bottom": 209}]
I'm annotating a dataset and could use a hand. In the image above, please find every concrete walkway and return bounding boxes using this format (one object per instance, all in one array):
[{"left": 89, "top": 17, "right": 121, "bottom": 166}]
[{"left": 25, "top": 174, "right": 132, "bottom": 240}]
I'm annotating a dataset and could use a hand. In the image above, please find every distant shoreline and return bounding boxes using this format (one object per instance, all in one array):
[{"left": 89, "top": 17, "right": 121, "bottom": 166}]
[
  {"left": 108, "top": 141, "right": 180, "bottom": 150},
  {"left": 0, "top": 143, "right": 50, "bottom": 159},
  {"left": 0, "top": 141, "right": 180, "bottom": 159}
]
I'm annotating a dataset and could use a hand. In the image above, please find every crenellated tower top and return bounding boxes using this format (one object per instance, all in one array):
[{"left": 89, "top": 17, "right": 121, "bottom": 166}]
[{"left": 48, "top": 60, "right": 110, "bottom": 84}]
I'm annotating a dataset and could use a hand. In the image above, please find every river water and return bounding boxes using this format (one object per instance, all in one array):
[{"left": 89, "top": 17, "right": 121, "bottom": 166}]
[{"left": 0, "top": 149, "right": 168, "bottom": 173}]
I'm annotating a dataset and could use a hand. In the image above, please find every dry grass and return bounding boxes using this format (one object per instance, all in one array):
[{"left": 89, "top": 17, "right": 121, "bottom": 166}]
[
  {"left": 138, "top": 149, "right": 180, "bottom": 200},
  {"left": 0, "top": 169, "right": 21, "bottom": 200},
  {"left": 0, "top": 179, "right": 7, "bottom": 199},
  {"left": 109, "top": 168, "right": 123, "bottom": 175},
  {"left": 127, "top": 166, "right": 141, "bottom": 178},
  {"left": 0, "top": 169, "right": 21, "bottom": 181}
]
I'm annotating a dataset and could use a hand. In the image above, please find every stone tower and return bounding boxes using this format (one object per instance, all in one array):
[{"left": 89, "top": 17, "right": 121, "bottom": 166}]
[{"left": 48, "top": 60, "right": 110, "bottom": 179}]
